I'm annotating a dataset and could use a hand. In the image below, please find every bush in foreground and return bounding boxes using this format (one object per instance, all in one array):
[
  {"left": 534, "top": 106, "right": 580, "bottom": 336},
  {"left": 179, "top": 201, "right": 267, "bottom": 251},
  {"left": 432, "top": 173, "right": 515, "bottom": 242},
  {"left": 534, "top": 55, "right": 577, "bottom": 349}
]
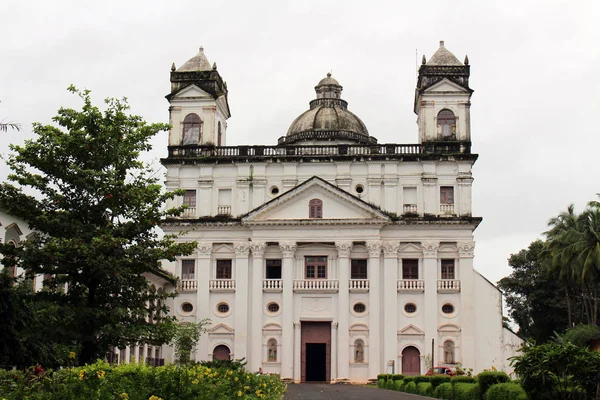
[
  {"left": 418, "top": 382, "right": 434, "bottom": 396},
  {"left": 477, "top": 371, "right": 510, "bottom": 396},
  {"left": 433, "top": 382, "right": 454, "bottom": 399},
  {"left": 453, "top": 382, "right": 480, "bottom": 400},
  {"left": 485, "top": 382, "right": 528, "bottom": 400},
  {"left": 0, "top": 361, "right": 286, "bottom": 400}
]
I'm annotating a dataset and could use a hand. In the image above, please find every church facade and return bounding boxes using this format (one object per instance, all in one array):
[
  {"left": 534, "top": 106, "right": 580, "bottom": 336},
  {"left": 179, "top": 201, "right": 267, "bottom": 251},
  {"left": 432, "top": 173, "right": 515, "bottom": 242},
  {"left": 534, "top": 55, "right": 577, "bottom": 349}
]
[{"left": 159, "top": 42, "right": 522, "bottom": 382}]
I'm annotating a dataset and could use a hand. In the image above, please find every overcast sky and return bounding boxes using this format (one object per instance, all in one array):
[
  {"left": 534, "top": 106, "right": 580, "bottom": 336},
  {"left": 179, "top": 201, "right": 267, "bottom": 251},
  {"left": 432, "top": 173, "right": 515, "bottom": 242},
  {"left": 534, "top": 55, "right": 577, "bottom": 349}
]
[{"left": 1, "top": 0, "right": 599, "bottom": 284}]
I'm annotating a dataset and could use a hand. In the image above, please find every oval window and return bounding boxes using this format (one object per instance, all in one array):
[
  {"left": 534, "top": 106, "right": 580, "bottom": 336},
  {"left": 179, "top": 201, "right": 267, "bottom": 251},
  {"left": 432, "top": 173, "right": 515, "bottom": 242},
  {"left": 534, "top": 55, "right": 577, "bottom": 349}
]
[
  {"left": 404, "top": 303, "right": 417, "bottom": 314},
  {"left": 267, "top": 302, "right": 280, "bottom": 313},
  {"left": 181, "top": 302, "right": 194, "bottom": 313},
  {"left": 217, "top": 302, "right": 230, "bottom": 314},
  {"left": 353, "top": 303, "right": 366, "bottom": 313},
  {"left": 442, "top": 304, "right": 455, "bottom": 314}
]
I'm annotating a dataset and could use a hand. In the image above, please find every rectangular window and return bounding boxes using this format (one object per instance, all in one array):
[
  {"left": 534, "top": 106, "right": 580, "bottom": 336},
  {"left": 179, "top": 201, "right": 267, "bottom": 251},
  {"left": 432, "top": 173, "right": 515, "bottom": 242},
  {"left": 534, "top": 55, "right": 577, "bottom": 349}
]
[
  {"left": 403, "top": 187, "right": 417, "bottom": 205},
  {"left": 440, "top": 187, "right": 454, "bottom": 205},
  {"left": 183, "top": 190, "right": 196, "bottom": 207},
  {"left": 402, "top": 259, "right": 419, "bottom": 279},
  {"left": 351, "top": 259, "right": 368, "bottom": 279},
  {"left": 305, "top": 256, "right": 327, "bottom": 279},
  {"left": 216, "top": 259, "right": 232, "bottom": 279},
  {"left": 441, "top": 259, "right": 455, "bottom": 279},
  {"left": 181, "top": 260, "right": 195, "bottom": 280},
  {"left": 266, "top": 259, "right": 282, "bottom": 279}
]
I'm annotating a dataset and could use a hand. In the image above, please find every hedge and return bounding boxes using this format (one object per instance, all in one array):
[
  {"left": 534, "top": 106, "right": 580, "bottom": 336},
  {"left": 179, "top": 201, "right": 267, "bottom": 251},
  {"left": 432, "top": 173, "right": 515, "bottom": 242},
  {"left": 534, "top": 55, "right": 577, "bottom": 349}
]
[
  {"left": 413, "top": 375, "right": 431, "bottom": 384},
  {"left": 454, "top": 382, "right": 481, "bottom": 400},
  {"left": 477, "top": 371, "right": 510, "bottom": 395},
  {"left": 394, "top": 380, "right": 405, "bottom": 391},
  {"left": 452, "top": 376, "right": 477, "bottom": 385},
  {"left": 433, "top": 382, "right": 454, "bottom": 399},
  {"left": 430, "top": 375, "right": 452, "bottom": 388},
  {"left": 385, "top": 379, "right": 395, "bottom": 390},
  {"left": 418, "top": 382, "right": 434, "bottom": 397},
  {"left": 377, "top": 378, "right": 385, "bottom": 388},
  {"left": 405, "top": 381, "right": 418, "bottom": 394},
  {"left": 391, "top": 374, "right": 405, "bottom": 381},
  {"left": 485, "top": 382, "right": 528, "bottom": 400},
  {"left": 403, "top": 376, "right": 416, "bottom": 383}
]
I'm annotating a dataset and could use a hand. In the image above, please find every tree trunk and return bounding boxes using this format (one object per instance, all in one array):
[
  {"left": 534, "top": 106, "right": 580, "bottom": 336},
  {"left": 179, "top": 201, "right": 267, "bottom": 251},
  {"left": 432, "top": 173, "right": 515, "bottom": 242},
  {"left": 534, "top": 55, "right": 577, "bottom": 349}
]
[{"left": 565, "top": 287, "right": 573, "bottom": 327}]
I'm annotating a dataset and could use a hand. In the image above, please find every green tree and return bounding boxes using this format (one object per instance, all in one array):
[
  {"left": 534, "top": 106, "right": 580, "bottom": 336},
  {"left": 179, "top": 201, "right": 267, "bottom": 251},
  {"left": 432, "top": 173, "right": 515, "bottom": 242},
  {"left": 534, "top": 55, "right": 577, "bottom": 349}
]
[
  {"left": 545, "top": 202, "right": 600, "bottom": 326},
  {"left": 171, "top": 320, "right": 209, "bottom": 365},
  {"left": 0, "top": 87, "right": 195, "bottom": 366},
  {"left": 498, "top": 240, "right": 571, "bottom": 342}
]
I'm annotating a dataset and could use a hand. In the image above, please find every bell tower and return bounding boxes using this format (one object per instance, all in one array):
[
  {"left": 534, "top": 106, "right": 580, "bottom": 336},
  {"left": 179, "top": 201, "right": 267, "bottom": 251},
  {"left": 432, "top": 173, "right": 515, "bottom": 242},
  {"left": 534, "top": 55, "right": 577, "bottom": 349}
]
[
  {"left": 414, "top": 41, "right": 473, "bottom": 144},
  {"left": 166, "top": 47, "right": 231, "bottom": 147}
]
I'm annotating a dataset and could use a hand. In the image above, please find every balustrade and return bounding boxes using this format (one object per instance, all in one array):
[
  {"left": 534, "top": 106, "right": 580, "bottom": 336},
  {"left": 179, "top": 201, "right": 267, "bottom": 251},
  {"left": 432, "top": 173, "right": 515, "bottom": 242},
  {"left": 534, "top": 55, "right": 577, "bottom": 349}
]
[
  {"left": 293, "top": 279, "right": 339, "bottom": 292},
  {"left": 437, "top": 279, "right": 460, "bottom": 293},
  {"left": 440, "top": 204, "right": 455, "bottom": 215},
  {"left": 217, "top": 205, "right": 231, "bottom": 215},
  {"left": 397, "top": 279, "right": 425, "bottom": 292},
  {"left": 209, "top": 279, "right": 236, "bottom": 292},
  {"left": 263, "top": 279, "right": 283, "bottom": 292},
  {"left": 182, "top": 207, "right": 196, "bottom": 218},
  {"left": 349, "top": 279, "right": 369, "bottom": 292},
  {"left": 178, "top": 279, "right": 198, "bottom": 291},
  {"left": 403, "top": 204, "right": 418, "bottom": 214}
]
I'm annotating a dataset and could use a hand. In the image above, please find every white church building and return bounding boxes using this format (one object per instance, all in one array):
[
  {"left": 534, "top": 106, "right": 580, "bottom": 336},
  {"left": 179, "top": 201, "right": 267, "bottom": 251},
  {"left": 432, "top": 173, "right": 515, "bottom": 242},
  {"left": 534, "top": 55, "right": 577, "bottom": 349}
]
[{"left": 159, "top": 42, "right": 522, "bottom": 382}]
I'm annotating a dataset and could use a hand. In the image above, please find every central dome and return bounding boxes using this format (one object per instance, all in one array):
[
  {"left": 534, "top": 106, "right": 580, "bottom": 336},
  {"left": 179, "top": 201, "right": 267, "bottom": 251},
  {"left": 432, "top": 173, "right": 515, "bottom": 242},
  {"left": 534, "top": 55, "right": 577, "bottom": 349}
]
[{"left": 280, "top": 73, "right": 376, "bottom": 146}]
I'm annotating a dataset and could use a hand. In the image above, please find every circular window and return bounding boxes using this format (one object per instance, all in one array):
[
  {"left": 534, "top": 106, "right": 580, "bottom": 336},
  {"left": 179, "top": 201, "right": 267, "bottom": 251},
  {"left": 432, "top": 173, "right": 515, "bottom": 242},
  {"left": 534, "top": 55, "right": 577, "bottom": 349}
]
[
  {"left": 267, "top": 302, "right": 280, "bottom": 313},
  {"left": 181, "top": 302, "right": 194, "bottom": 313},
  {"left": 217, "top": 302, "right": 230, "bottom": 314},
  {"left": 353, "top": 303, "right": 366, "bottom": 313},
  {"left": 442, "top": 304, "right": 455, "bottom": 314},
  {"left": 270, "top": 186, "right": 280, "bottom": 196},
  {"left": 404, "top": 303, "right": 417, "bottom": 314},
  {"left": 355, "top": 185, "right": 364, "bottom": 194}
]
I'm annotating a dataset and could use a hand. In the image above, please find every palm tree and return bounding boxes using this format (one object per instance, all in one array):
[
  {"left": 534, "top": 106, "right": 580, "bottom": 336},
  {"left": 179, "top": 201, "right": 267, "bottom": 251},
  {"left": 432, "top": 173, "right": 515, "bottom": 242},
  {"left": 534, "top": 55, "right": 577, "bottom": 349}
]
[
  {"left": 0, "top": 120, "right": 21, "bottom": 132},
  {"left": 545, "top": 201, "right": 600, "bottom": 325}
]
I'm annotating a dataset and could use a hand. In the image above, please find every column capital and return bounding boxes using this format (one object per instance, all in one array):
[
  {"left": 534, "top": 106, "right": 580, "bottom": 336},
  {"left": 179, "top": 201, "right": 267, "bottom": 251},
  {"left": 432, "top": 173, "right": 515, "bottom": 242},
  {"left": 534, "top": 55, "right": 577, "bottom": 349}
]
[
  {"left": 382, "top": 241, "right": 400, "bottom": 258},
  {"left": 335, "top": 241, "right": 353, "bottom": 258},
  {"left": 234, "top": 242, "right": 251, "bottom": 258},
  {"left": 421, "top": 241, "right": 440, "bottom": 258},
  {"left": 279, "top": 241, "right": 297, "bottom": 258},
  {"left": 457, "top": 241, "right": 475, "bottom": 258},
  {"left": 294, "top": 321, "right": 302, "bottom": 329},
  {"left": 250, "top": 241, "right": 267, "bottom": 258},
  {"left": 198, "top": 241, "right": 212, "bottom": 258},
  {"left": 366, "top": 240, "right": 382, "bottom": 257},
  {"left": 331, "top": 321, "right": 339, "bottom": 329}
]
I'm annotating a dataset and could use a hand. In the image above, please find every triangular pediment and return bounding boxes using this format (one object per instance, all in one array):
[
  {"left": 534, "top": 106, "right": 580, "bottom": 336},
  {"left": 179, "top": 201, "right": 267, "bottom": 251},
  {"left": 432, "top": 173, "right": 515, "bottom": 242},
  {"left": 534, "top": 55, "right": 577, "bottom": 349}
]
[
  {"left": 173, "top": 84, "right": 214, "bottom": 100},
  {"left": 424, "top": 78, "right": 470, "bottom": 93},
  {"left": 242, "top": 176, "right": 390, "bottom": 224},
  {"left": 399, "top": 324, "right": 425, "bottom": 336},
  {"left": 208, "top": 323, "right": 235, "bottom": 334}
]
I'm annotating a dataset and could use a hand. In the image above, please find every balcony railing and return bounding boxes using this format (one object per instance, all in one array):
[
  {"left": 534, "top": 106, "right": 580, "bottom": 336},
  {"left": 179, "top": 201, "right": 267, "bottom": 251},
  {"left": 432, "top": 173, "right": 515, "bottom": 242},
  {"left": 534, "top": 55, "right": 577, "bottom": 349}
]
[
  {"left": 178, "top": 279, "right": 198, "bottom": 291},
  {"left": 349, "top": 279, "right": 369, "bottom": 292},
  {"left": 182, "top": 207, "right": 196, "bottom": 218},
  {"left": 440, "top": 204, "right": 455, "bottom": 215},
  {"left": 217, "top": 205, "right": 231, "bottom": 215},
  {"left": 397, "top": 279, "right": 425, "bottom": 292},
  {"left": 263, "top": 279, "right": 283, "bottom": 292},
  {"left": 209, "top": 279, "right": 236, "bottom": 292},
  {"left": 293, "top": 279, "right": 339, "bottom": 292},
  {"left": 164, "top": 141, "right": 472, "bottom": 163},
  {"left": 146, "top": 357, "right": 165, "bottom": 367},
  {"left": 437, "top": 279, "right": 460, "bottom": 293},
  {"left": 403, "top": 204, "right": 418, "bottom": 214}
]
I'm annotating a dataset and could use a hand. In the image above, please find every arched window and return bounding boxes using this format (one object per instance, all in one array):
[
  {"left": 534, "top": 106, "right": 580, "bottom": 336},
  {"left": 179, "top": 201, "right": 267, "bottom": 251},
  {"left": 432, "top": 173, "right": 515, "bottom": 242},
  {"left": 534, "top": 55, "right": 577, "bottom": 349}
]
[
  {"left": 437, "top": 109, "right": 456, "bottom": 138},
  {"left": 443, "top": 340, "right": 455, "bottom": 364},
  {"left": 182, "top": 113, "right": 202, "bottom": 145},
  {"left": 213, "top": 345, "right": 231, "bottom": 361},
  {"left": 267, "top": 339, "right": 278, "bottom": 362},
  {"left": 354, "top": 339, "right": 364, "bottom": 363},
  {"left": 309, "top": 199, "right": 323, "bottom": 219},
  {"left": 217, "top": 121, "right": 222, "bottom": 146}
]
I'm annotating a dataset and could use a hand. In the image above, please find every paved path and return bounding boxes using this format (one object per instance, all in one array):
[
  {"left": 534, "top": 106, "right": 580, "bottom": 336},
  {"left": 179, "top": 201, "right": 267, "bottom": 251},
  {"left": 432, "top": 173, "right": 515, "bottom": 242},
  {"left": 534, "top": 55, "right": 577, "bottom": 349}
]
[{"left": 283, "top": 383, "right": 432, "bottom": 400}]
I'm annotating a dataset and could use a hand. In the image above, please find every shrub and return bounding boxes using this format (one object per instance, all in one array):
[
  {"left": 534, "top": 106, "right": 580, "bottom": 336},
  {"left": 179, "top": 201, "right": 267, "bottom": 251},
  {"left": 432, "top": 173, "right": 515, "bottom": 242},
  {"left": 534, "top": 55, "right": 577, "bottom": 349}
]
[
  {"left": 478, "top": 371, "right": 510, "bottom": 395},
  {"left": 405, "top": 381, "right": 418, "bottom": 394},
  {"left": 391, "top": 374, "right": 405, "bottom": 381},
  {"left": 454, "top": 382, "right": 481, "bottom": 400},
  {"left": 394, "top": 380, "right": 405, "bottom": 391},
  {"left": 413, "top": 375, "right": 431, "bottom": 384},
  {"left": 377, "top": 374, "right": 387, "bottom": 381},
  {"left": 434, "top": 382, "right": 454, "bottom": 399},
  {"left": 563, "top": 324, "right": 600, "bottom": 347},
  {"left": 452, "top": 376, "right": 476, "bottom": 385},
  {"left": 377, "top": 378, "right": 385, "bottom": 388},
  {"left": 430, "top": 374, "right": 452, "bottom": 388},
  {"left": 485, "top": 382, "right": 528, "bottom": 400},
  {"left": 403, "top": 376, "right": 416, "bottom": 383},
  {"left": 385, "top": 379, "right": 395, "bottom": 390},
  {"left": 418, "top": 382, "right": 434, "bottom": 397}
]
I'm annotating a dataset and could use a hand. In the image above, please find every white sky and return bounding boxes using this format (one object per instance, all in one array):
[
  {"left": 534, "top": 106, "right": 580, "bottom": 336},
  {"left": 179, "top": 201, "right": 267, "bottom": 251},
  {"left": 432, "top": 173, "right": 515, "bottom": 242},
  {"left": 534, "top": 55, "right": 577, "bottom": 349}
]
[{"left": 1, "top": 0, "right": 599, "bottom": 284}]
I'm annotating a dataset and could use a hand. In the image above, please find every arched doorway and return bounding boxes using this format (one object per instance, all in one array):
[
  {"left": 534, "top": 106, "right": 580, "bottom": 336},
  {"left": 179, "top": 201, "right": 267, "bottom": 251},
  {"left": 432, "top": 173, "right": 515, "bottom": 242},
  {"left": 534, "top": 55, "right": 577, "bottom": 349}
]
[
  {"left": 213, "top": 345, "right": 231, "bottom": 361},
  {"left": 402, "top": 346, "right": 420, "bottom": 375}
]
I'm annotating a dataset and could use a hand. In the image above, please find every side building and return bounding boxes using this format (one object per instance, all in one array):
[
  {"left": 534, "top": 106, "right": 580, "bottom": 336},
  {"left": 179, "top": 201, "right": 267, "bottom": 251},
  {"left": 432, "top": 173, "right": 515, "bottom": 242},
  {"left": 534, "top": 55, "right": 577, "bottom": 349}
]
[{"left": 160, "top": 42, "right": 522, "bottom": 382}]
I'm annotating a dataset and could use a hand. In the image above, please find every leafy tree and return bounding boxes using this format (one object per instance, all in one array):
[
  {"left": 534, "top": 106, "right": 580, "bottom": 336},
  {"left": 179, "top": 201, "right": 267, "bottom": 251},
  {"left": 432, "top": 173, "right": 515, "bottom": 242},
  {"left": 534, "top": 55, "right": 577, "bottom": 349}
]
[
  {"left": 170, "top": 320, "right": 209, "bottom": 365},
  {"left": 545, "top": 201, "right": 600, "bottom": 326},
  {"left": 498, "top": 240, "right": 571, "bottom": 342},
  {"left": 0, "top": 87, "right": 195, "bottom": 366},
  {"left": 563, "top": 324, "right": 600, "bottom": 348}
]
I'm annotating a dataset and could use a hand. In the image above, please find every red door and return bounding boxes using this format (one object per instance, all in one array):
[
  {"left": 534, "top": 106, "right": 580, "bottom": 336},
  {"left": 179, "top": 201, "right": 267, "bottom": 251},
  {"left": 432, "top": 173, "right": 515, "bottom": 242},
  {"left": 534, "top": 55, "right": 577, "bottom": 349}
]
[
  {"left": 402, "top": 346, "right": 420, "bottom": 375},
  {"left": 213, "top": 345, "right": 231, "bottom": 361}
]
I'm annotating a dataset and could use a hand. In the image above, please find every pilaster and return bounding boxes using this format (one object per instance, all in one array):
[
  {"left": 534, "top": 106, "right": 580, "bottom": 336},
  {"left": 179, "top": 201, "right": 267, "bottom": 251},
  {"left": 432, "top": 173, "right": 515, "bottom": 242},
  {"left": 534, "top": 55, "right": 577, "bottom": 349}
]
[
  {"left": 294, "top": 321, "right": 302, "bottom": 383},
  {"left": 366, "top": 240, "right": 382, "bottom": 378},
  {"left": 382, "top": 241, "right": 400, "bottom": 368},
  {"left": 196, "top": 241, "right": 212, "bottom": 361},
  {"left": 422, "top": 241, "right": 439, "bottom": 369},
  {"left": 234, "top": 242, "right": 251, "bottom": 361},
  {"left": 250, "top": 241, "right": 267, "bottom": 372},
  {"left": 335, "top": 241, "right": 353, "bottom": 380},
  {"left": 279, "top": 241, "right": 297, "bottom": 380},
  {"left": 457, "top": 240, "right": 475, "bottom": 370},
  {"left": 331, "top": 321, "right": 339, "bottom": 382}
]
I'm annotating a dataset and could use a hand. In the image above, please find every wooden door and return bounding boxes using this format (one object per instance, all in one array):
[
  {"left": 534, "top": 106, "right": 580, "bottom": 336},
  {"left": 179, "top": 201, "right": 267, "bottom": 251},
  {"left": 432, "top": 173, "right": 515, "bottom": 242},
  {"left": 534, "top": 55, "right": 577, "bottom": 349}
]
[{"left": 402, "top": 346, "right": 420, "bottom": 375}]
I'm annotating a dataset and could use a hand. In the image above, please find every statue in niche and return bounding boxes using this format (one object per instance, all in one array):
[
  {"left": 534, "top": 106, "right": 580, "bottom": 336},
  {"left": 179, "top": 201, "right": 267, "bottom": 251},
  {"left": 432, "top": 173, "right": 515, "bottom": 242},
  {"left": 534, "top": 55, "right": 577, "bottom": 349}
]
[
  {"left": 267, "top": 339, "right": 277, "bottom": 362},
  {"left": 354, "top": 340, "right": 364, "bottom": 363}
]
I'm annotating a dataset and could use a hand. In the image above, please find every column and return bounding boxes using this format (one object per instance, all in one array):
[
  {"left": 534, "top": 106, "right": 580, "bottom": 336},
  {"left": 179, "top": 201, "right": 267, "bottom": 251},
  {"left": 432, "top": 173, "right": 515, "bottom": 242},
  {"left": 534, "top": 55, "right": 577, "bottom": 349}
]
[
  {"left": 196, "top": 242, "right": 212, "bottom": 361},
  {"left": 294, "top": 321, "right": 302, "bottom": 382},
  {"left": 458, "top": 241, "right": 476, "bottom": 370},
  {"left": 331, "top": 322, "right": 339, "bottom": 381},
  {"left": 249, "top": 241, "right": 267, "bottom": 372},
  {"left": 234, "top": 242, "right": 251, "bottom": 361},
  {"left": 421, "top": 162, "right": 438, "bottom": 215},
  {"left": 382, "top": 241, "right": 400, "bottom": 370},
  {"left": 422, "top": 241, "right": 439, "bottom": 371},
  {"left": 335, "top": 240, "right": 352, "bottom": 380},
  {"left": 279, "top": 241, "right": 297, "bottom": 380},
  {"left": 457, "top": 173, "right": 474, "bottom": 216},
  {"left": 366, "top": 240, "right": 382, "bottom": 378}
]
